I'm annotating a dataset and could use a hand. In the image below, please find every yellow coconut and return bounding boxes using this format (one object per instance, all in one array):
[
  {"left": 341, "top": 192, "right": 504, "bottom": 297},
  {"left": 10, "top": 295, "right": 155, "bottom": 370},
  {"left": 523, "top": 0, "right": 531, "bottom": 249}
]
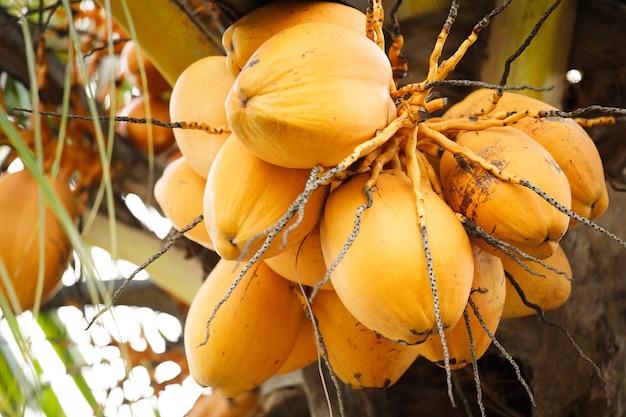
[
  {"left": 264, "top": 222, "right": 333, "bottom": 290},
  {"left": 276, "top": 316, "right": 319, "bottom": 374},
  {"left": 154, "top": 156, "right": 214, "bottom": 250},
  {"left": 0, "top": 170, "right": 76, "bottom": 311},
  {"left": 222, "top": 0, "right": 366, "bottom": 76},
  {"left": 320, "top": 170, "right": 474, "bottom": 345},
  {"left": 225, "top": 22, "right": 395, "bottom": 169},
  {"left": 203, "top": 134, "right": 329, "bottom": 260},
  {"left": 184, "top": 259, "right": 304, "bottom": 397},
  {"left": 499, "top": 244, "right": 572, "bottom": 318},
  {"left": 439, "top": 126, "right": 572, "bottom": 259},
  {"left": 414, "top": 245, "right": 505, "bottom": 369},
  {"left": 118, "top": 95, "right": 175, "bottom": 155},
  {"left": 119, "top": 40, "right": 171, "bottom": 95},
  {"left": 311, "top": 289, "right": 419, "bottom": 389},
  {"left": 443, "top": 88, "right": 608, "bottom": 222},
  {"left": 169, "top": 55, "right": 234, "bottom": 178}
]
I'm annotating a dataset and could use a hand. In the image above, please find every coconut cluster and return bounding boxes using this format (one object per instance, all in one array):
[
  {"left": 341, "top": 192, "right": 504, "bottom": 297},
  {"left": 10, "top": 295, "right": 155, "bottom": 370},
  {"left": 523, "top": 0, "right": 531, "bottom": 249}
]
[{"left": 155, "top": 0, "right": 608, "bottom": 398}]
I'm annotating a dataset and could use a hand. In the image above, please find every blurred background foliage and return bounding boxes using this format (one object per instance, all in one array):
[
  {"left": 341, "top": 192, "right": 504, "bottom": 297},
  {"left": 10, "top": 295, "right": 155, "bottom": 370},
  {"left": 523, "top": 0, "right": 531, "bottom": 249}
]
[{"left": 0, "top": 0, "right": 217, "bottom": 415}]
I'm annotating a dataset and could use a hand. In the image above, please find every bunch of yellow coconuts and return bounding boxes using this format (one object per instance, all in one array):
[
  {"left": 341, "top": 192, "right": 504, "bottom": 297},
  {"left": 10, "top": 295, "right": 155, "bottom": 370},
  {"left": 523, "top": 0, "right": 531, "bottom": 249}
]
[{"left": 154, "top": 0, "right": 609, "bottom": 398}]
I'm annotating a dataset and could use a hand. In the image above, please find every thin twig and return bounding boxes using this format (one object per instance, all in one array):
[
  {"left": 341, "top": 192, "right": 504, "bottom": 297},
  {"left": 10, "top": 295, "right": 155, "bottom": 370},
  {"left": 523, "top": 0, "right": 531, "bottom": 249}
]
[
  {"left": 85, "top": 214, "right": 204, "bottom": 329},
  {"left": 468, "top": 298, "right": 536, "bottom": 407},
  {"left": 497, "top": 0, "right": 563, "bottom": 89},
  {"left": 540, "top": 105, "right": 626, "bottom": 118},
  {"left": 424, "top": 79, "right": 553, "bottom": 92},
  {"left": 505, "top": 271, "right": 605, "bottom": 383},
  {"left": 8, "top": 107, "right": 230, "bottom": 133}
]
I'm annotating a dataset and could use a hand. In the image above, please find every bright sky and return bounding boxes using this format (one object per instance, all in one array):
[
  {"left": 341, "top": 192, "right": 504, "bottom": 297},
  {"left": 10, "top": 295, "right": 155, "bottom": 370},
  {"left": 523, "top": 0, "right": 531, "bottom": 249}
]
[{"left": 1, "top": 292, "right": 203, "bottom": 417}]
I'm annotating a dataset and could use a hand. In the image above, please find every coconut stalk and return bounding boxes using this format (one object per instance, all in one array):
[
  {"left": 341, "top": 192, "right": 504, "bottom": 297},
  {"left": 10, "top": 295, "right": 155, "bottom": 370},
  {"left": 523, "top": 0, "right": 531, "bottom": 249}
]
[
  {"left": 479, "top": 0, "right": 577, "bottom": 106},
  {"left": 95, "top": 0, "right": 225, "bottom": 87}
]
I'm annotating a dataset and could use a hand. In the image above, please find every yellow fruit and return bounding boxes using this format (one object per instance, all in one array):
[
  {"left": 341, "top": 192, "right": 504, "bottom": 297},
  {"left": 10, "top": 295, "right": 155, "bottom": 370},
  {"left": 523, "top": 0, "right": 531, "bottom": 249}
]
[
  {"left": 500, "top": 244, "right": 572, "bottom": 318},
  {"left": 222, "top": 0, "right": 366, "bottom": 76},
  {"left": 169, "top": 55, "right": 234, "bottom": 178},
  {"left": 444, "top": 89, "right": 608, "bottom": 222},
  {"left": 184, "top": 259, "right": 304, "bottom": 397},
  {"left": 311, "top": 289, "right": 419, "bottom": 389},
  {"left": 439, "top": 126, "right": 572, "bottom": 259},
  {"left": 154, "top": 156, "right": 214, "bottom": 250},
  {"left": 203, "top": 134, "right": 329, "bottom": 260},
  {"left": 118, "top": 95, "right": 175, "bottom": 154},
  {"left": 276, "top": 316, "right": 319, "bottom": 374},
  {"left": 264, "top": 222, "right": 333, "bottom": 290},
  {"left": 414, "top": 245, "right": 505, "bottom": 369},
  {"left": 0, "top": 170, "right": 76, "bottom": 310},
  {"left": 119, "top": 40, "right": 171, "bottom": 95},
  {"left": 187, "top": 391, "right": 260, "bottom": 417},
  {"left": 320, "top": 170, "right": 474, "bottom": 345},
  {"left": 226, "top": 22, "right": 395, "bottom": 169}
]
